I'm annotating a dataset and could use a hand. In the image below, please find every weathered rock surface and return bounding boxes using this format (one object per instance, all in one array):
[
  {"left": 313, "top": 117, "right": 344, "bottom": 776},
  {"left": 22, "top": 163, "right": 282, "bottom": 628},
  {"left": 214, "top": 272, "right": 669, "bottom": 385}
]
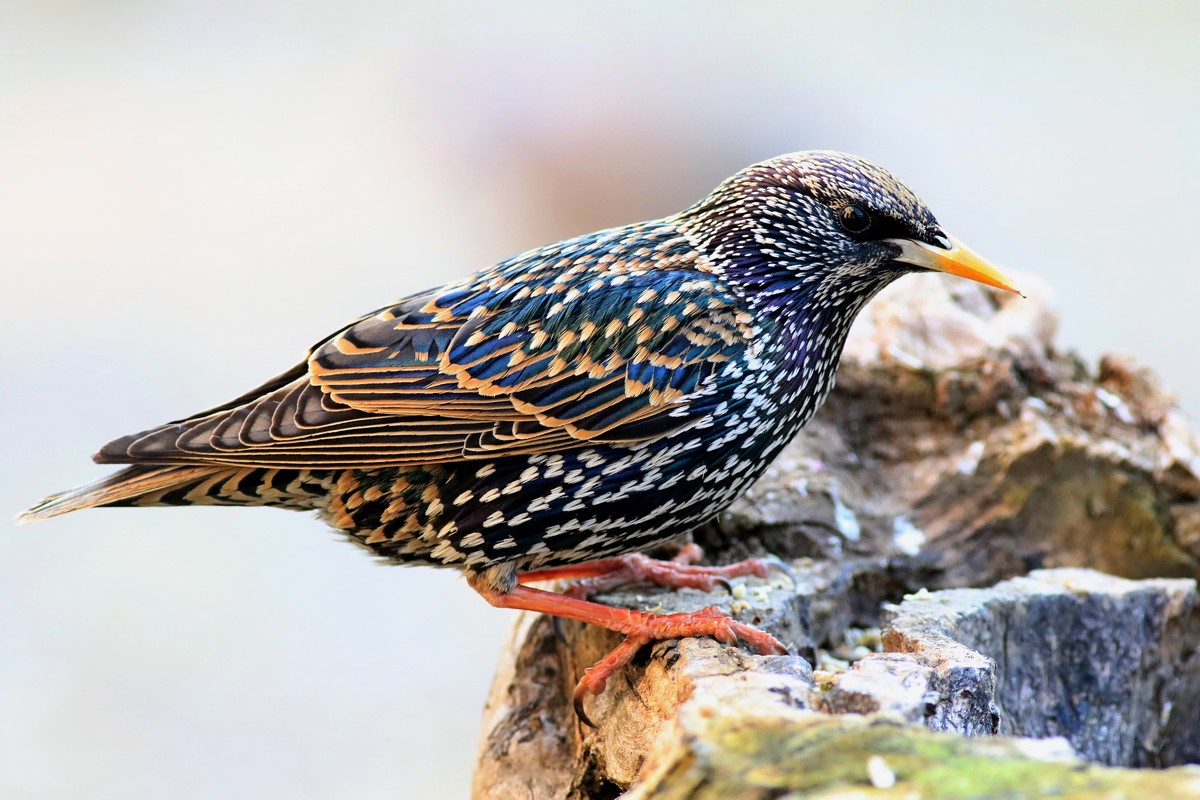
[
  {"left": 629, "top": 713, "right": 1200, "bottom": 799},
  {"left": 473, "top": 566, "right": 819, "bottom": 800},
  {"left": 475, "top": 565, "right": 1199, "bottom": 796},
  {"left": 474, "top": 276, "right": 1200, "bottom": 798},
  {"left": 820, "top": 569, "right": 1198, "bottom": 766}
]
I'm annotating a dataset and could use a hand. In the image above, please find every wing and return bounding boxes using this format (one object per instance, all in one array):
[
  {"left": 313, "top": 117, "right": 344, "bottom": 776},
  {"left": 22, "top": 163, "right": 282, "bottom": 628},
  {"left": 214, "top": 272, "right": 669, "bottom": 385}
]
[{"left": 96, "top": 224, "right": 754, "bottom": 469}]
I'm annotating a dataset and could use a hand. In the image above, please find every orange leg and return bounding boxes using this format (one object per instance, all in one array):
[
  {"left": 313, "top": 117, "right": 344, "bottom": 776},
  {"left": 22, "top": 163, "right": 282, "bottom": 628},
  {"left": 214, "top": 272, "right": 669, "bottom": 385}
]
[
  {"left": 474, "top": 578, "right": 787, "bottom": 724},
  {"left": 518, "top": 543, "right": 788, "bottom": 598}
]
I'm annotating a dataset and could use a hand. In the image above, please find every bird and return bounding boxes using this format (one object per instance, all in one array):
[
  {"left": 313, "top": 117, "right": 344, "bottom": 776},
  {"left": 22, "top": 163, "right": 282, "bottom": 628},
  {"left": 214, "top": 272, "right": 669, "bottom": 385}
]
[{"left": 21, "top": 150, "right": 1018, "bottom": 721}]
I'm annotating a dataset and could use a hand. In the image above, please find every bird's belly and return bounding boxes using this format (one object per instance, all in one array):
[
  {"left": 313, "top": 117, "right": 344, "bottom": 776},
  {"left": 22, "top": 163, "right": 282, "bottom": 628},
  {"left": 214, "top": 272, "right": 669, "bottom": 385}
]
[{"left": 325, "top": 402, "right": 811, "bottom": 572}]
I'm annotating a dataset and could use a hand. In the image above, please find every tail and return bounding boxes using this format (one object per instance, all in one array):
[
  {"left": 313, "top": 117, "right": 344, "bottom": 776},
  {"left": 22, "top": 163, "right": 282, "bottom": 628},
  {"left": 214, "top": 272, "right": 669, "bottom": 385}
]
[{"left": 17, "top": 465, "right": 333, "bottom": 524}]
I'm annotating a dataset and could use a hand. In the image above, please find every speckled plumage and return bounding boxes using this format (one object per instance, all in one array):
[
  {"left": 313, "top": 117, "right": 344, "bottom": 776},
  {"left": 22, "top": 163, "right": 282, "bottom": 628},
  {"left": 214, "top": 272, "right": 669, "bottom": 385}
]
[{"left": 24, "top": 152, "right": 987, "bottom": 597}]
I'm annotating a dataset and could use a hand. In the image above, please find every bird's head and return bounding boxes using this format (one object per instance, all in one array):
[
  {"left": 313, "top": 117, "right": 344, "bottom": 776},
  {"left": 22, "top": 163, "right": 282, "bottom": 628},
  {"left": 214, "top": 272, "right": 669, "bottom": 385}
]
[{"left": 680, "top": 151, "right": 1018, "bottom": 310}]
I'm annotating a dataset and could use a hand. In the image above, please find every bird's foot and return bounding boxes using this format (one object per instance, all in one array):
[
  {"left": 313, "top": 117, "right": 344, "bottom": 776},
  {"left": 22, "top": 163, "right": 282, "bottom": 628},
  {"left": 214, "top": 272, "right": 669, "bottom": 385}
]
[
  {"left": 472, "top": 581, "right": 787, "bottom": 726},
  {"left": 570, "top": 605, "right": 785, "bottom": 723},
  {"left": 517, "top": 543, "right": 792, "bottom": 599}
]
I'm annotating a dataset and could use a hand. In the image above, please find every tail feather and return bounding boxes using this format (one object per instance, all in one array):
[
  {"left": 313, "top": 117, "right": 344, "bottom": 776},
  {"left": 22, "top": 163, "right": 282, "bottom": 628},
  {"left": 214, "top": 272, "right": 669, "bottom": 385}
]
[
  {"left": 18, "top": 465, "right": 333, "bottom": 524},
  {"left": 18, "top": 466, "right": 221, "bottom": 524}
]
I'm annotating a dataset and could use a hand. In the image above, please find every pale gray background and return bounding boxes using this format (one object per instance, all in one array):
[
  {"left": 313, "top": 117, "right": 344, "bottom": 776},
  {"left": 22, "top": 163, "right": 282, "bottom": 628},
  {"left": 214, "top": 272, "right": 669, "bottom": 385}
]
[{"left": 2, "top": 2, "right": 1197, "bottom": 798}]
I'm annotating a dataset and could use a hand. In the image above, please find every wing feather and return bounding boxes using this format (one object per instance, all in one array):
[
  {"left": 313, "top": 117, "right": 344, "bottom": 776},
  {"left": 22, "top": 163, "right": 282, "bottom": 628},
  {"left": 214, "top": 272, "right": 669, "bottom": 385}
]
[{"left": 95, "top": 223, "right": 753, "bottom": 468}]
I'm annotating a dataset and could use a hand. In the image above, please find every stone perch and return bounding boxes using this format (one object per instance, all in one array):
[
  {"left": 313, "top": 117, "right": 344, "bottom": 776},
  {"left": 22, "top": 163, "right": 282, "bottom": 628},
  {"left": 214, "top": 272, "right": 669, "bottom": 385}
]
[{"left": 473, "top": 274, "right": 1200, "bottom": 798}]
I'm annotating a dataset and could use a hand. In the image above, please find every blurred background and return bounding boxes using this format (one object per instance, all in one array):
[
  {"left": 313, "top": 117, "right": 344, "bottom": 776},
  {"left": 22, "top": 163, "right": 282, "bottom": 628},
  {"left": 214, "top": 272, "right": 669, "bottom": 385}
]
[{"left": 2, "top": 1, "right": 1197, "bottom": 797}]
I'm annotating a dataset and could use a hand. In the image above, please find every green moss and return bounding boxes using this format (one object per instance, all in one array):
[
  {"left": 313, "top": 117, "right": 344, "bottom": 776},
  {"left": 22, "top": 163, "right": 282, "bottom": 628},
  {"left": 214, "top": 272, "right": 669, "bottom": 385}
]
[{"left": 631, "top": 714, "right": 1200, "bottom": 799}]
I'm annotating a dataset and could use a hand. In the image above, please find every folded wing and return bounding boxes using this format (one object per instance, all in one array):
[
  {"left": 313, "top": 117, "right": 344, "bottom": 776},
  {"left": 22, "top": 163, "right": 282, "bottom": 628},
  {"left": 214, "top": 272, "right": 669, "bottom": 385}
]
[{"left": 96, "top": 230, "right": 753, "bottom": 469}]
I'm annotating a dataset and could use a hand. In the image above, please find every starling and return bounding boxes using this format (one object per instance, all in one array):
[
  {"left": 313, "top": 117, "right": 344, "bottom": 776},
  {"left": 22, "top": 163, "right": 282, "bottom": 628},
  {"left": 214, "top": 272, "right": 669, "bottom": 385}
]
[{"left": 21, "top": 151, "right": 1017, "bottom": 718}]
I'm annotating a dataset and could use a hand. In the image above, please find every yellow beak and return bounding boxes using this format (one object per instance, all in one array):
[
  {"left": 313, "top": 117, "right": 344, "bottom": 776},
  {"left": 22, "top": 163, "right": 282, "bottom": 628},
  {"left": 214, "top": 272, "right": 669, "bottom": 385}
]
[{"left": 888, "top": 234, "right": 1021, "bottom": 296}]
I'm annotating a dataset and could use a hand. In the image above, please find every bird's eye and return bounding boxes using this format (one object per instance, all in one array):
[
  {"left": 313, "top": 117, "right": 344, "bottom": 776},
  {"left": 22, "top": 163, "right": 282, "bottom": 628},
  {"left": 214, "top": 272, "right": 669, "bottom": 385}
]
[{"left": 839, "top": 204, "right": 872, "bottom": 235}]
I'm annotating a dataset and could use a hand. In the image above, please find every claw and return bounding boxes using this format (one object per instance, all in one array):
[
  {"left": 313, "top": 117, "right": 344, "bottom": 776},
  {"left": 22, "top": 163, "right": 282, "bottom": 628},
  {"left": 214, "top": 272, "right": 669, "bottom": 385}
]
[
  {"left": 570, "top": 632, "right": 650, "bottom": 728},
  {"left": 573, "top": 689, "right": 596, "bottom": 728},
  {"left": 760, "top": 555, "right": 797, "bottom": 586}
]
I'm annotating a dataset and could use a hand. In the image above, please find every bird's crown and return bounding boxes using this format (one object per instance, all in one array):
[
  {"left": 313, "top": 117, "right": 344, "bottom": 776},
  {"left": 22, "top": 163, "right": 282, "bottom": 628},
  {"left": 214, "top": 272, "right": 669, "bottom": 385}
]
[{"left": 685, "top": 150, "right": 944, "bottom": 250}]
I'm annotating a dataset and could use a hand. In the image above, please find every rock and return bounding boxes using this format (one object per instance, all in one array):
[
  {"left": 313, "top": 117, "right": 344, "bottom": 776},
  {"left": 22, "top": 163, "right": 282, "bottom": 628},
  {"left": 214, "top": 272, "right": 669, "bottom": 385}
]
[
  {"left": 474, "top": 553, "right": 937, "bottom": 797},
  {"left": 472, "top": 613, "right": 576, "bottom": 800},
  {"left": 474, "top": 277, "right": 1200, "bottom": 797},
  {"left": 475, "top": 567, "right": 1198, "bottom": 796},
  {"left": 817, "top": 568, "right": 1198, "bottom": 767},
  {"left": 812, "top": 640, "right": 999, "bottom": 737},
  {"left": 474, "top": 558, "right": 831, "bottom": 800},
  {"left": 629, "top": 713, "right": 1200, "bottom": 799}
]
